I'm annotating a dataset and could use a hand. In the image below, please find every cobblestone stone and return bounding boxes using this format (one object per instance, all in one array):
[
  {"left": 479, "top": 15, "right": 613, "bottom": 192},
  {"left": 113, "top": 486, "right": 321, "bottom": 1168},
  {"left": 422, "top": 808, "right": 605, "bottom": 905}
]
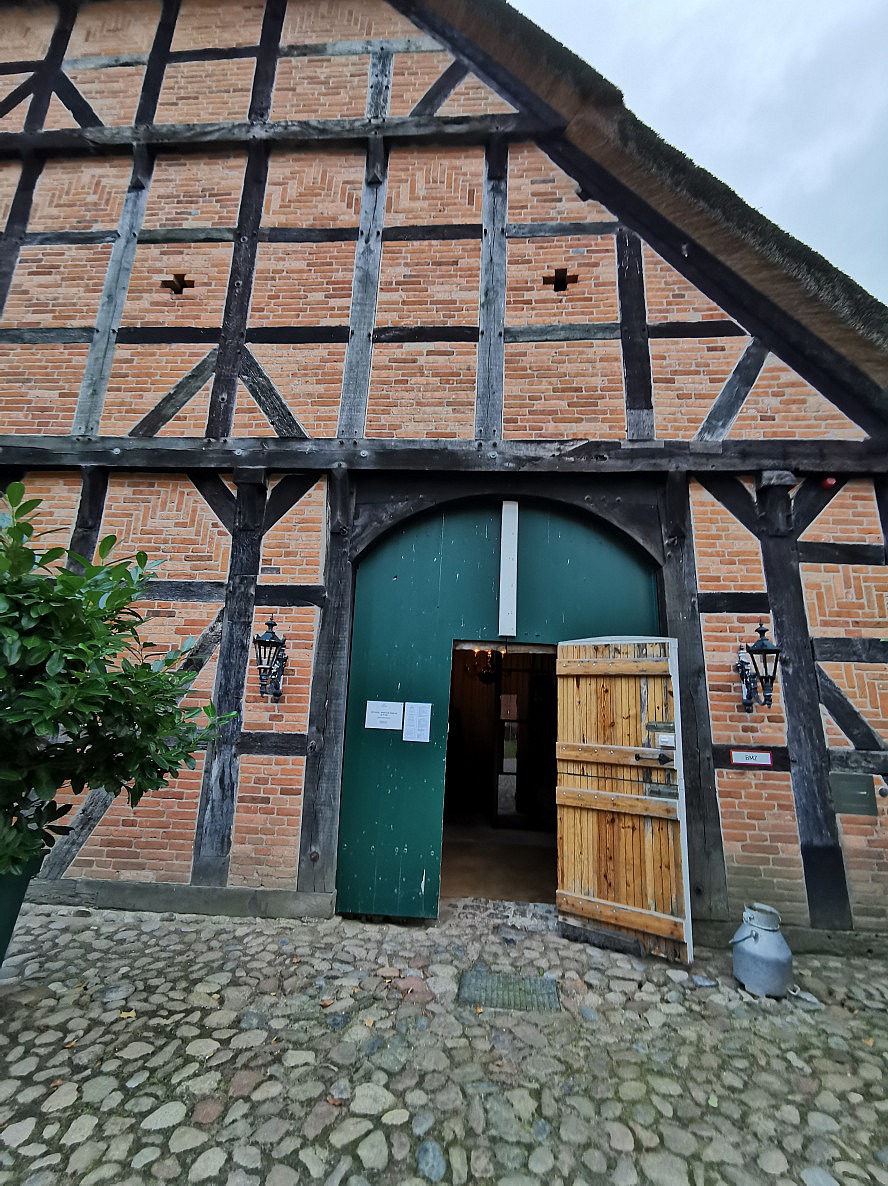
[{"left": 0, "top": 901, "right": 887, "bottom": 1185}]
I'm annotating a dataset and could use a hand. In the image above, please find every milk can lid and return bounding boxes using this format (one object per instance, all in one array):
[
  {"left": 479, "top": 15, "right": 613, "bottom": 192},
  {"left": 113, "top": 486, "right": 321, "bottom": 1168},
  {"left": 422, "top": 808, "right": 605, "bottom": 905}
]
[{"left": 742, "top": 902, "right": 782, "bottom": 930}]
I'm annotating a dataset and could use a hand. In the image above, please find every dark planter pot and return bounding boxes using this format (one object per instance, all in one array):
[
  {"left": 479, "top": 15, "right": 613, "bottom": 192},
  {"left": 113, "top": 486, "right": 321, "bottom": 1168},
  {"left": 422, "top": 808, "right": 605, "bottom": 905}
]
[{"left": 0, "top": 858, "right": 43, "bottom": 965}]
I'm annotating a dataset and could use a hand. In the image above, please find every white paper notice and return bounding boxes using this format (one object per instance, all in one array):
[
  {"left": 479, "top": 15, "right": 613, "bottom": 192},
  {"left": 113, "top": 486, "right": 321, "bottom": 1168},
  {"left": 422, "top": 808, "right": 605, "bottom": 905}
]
[
  {"left": 403, "top": 702, "right": 432, "bottom": 743},
  {"left": 365, "top": 700, "right": 404, "bottom": 730}
]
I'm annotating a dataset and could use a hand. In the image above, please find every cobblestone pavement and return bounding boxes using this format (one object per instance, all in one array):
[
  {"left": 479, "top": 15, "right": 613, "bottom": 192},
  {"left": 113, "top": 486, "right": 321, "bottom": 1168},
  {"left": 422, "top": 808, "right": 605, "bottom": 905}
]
[{"left": 1, "top": 900, "right": 888, "bottom": 1186}]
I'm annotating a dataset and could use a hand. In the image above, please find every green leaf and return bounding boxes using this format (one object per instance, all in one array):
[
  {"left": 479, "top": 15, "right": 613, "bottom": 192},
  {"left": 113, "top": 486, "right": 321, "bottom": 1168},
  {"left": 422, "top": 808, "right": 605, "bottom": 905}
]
[
  {"left": 97, "top": 535, "right": 117, "bottom": 560},
  {"left": 45, "top": 651, "right": 64, "bottom": 676},
  {"left": 4, "top": 482, "right": 24, "bottom": 508}
]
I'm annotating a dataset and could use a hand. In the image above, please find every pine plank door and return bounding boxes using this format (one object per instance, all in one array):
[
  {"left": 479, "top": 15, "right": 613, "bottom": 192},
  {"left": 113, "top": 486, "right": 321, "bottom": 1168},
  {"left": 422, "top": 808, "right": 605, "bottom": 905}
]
[{"left": 556, "top": 637, "right": 693, "bottom": 962}]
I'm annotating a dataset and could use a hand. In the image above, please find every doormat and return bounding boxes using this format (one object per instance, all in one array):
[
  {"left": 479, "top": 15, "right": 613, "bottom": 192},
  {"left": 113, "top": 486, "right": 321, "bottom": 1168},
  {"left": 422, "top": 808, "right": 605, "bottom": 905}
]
[{"left": 457, "top": 969, "right": 561, "bottom": 1012}]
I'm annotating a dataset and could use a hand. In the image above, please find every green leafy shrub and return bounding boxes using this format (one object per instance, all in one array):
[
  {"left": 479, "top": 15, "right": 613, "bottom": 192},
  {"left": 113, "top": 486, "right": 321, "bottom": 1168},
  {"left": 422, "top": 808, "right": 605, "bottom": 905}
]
[{"left": 0, "top": 482, "right": 222, "bottom": 875}]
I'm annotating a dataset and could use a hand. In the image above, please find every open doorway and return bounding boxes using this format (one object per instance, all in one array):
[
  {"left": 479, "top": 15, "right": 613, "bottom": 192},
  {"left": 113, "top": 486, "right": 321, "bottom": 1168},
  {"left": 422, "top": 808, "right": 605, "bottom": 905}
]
[{"left": 440, "top": 642, "right": 558, "bottom": 903}]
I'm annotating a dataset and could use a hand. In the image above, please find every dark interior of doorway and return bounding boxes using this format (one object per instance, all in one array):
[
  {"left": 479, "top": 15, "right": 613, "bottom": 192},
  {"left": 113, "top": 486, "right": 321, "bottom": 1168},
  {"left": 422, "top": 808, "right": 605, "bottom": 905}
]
[{"left": 440, "top": 643, "right": 557, "bottom": 904}]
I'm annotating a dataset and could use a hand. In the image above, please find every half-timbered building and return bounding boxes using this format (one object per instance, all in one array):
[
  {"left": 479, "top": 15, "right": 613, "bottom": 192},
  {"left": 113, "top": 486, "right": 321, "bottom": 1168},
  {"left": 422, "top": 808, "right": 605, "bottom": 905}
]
[{"left": 1, "top": 0, "right": 886, "bottom": 948}]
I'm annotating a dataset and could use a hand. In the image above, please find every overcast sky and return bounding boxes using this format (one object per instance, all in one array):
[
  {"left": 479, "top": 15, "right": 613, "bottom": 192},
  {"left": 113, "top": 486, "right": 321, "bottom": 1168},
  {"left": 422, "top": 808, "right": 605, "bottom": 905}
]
[{"left": 509, "top": 0, "right": 888, "bottom": 305}]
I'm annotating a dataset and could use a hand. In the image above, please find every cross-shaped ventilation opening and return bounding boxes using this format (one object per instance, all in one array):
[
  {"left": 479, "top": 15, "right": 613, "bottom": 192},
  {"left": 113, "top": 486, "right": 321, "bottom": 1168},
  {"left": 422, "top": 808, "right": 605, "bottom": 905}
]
[
  {"left": 543, "top": 267, "right": 578, "bottom": 293},
  {"left": 161, "top": 273, "right": 195, "bottom": 296}
]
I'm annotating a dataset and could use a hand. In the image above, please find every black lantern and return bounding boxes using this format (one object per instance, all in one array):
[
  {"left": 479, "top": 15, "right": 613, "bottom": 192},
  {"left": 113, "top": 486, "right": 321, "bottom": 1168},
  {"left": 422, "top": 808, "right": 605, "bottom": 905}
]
[
  {"left": 253, "top": 618, "right": 287, "bottom": 702},
  {"left": 736, "top": 621, "right": 781, "bottom": 713}
]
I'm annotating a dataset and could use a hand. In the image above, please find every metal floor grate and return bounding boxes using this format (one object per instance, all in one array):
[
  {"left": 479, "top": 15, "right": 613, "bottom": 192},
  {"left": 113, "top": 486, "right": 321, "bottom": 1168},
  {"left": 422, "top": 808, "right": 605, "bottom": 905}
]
[{"left": 458, "top": 969, "right": 561, "bottom": 1012}]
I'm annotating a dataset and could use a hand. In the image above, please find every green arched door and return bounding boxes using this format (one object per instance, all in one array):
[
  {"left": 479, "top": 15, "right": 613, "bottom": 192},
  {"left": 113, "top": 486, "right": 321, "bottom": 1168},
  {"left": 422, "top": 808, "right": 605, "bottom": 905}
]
[{"left": 336, "top": 501, "right": 660, "bottom": 917}]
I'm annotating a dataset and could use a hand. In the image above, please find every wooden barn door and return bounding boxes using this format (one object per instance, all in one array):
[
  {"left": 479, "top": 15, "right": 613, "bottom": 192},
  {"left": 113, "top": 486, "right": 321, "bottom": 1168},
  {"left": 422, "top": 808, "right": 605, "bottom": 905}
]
[{"left": 556, "top": 638, "right": 693, "bottom": 962}]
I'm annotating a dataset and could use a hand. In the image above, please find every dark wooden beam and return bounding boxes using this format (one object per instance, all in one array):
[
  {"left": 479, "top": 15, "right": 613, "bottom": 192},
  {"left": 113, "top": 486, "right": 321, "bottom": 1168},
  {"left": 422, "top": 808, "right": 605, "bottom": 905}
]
[
  {"left": 383, "top": 223, "right": 481, "bottom": 241},
  {"left": 136, "top": 0, "right": 180, "bottom": 129},
  {"left": 192, "top": 472, "right": 267, "bottom": 885},
  {"left": 145, "top": 579, "right": 325, "bottom": 606},
  {"left": 262, "top": 473, "right": 316, "bottom": 532},
  {"left": 239, "top": 349, "right": 307, "bottom": 438},
  {"left": 4, "top": 435, "right": 888, "bottom": 474},
  {"left": 695, "top": 475, "right": 759, "bottom": 534},
  {"left": 875, "top": 476, "right": 888, "bottom": 546},
  {"left": 660, "top": 473, "right": 729, "bottom": 920},
  {"left": 475, "top": 136, "right": 508, "bottom": 438},
  {"left": 373, "top": 325, "right": 478, "bottom": 343},
  {"left": 797, "top": 542, "right": 886, "bottom": 566},
  {"left": 25, "top": 0, "right": 76, "bottom": 133},
  {"left": 0, "top": 156, "right": 43, "bottom": 318},
  {"left": 338, "top": 132, "right": 390, "bottom": 435},
  {"left": 757, "top": 479, "right": 851, "bottom": 929},
  {"left": 248, "top": 0, "right": 287, "bottom": 125},
  {"left": 694, "top": 338, "right": 769, "bottom": 442},
  {"left": 207, "top": 143, "right": 268, "bottom": 437},
  {"left": 238, "top": 731, "right": 308, "bottom": 756},
  {"left": 0, "top": 62, "right": 42, "bottom": 77},
  {"left": 23, "top": 230, "right": 120, "bottom": 245},
  {"left": 506, "top": 220, "right": 619, "bottom": 239},
  {"left": 697, "top": 591, "right": 770, "bottom": 614},
  {"left": 71, "top": 147, "right": 155, "bottom": 438},
  {"left": 41, "top": 604, "right": 224, "bottom": 879},
  {"left": 0, "top": 114, "right": 556, "bottom": 159},
  {"left": 616, "top": 227, "right": 653, "bottom": 440},
  {"left": 816, "top": 665, "right": 887, "bottom": 752},
  {"left": 366, "top": 45, "right": 393, "bottom": 119},
  {"left": 129, "top": 349, "right": 218, "bottom": 438},
  {"left": 648, "top": 321, "right": 745, "bottom": 338},
  {"left": 53, "top": 73, "right": 102, "bottom": 128},
  {"left": 168, "top": 45, "right": 258, "bottom": 64},
  {"left": 67, "top": 468, "right": 109, "bottom": 570},
  {"left": 0, "top": 76, "right": 35, "bottom": 121},
  {"left": 410, "top": 59, "right": 468, "bottom": 116},
  {"left": 188, "top": 474, "right": 237, "bottom": 533},
  {"left": 791, "top": 475, "right": 848, "bottom": 537},
  {"left": 813, "top": 638, "right": 888, "bottom": 665},
  {"left": 298, "top": 467, "right": 354, "bottom": 894},
  {"left": 829, "top": 750, "right": 888, "bottom": 775},
  {"left": 504, "top": 323, "right": 620, "bottom": 343}
]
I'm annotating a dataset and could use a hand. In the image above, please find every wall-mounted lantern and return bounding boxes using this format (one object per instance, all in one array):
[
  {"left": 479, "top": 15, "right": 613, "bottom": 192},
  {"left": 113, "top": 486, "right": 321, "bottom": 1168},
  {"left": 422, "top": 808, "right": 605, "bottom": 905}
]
[
  {"left": 253, "top": 617, "right": 287, "bottom": 702},
  {"left": 736, "top": 622, "right": 781, "bottom": 713}
]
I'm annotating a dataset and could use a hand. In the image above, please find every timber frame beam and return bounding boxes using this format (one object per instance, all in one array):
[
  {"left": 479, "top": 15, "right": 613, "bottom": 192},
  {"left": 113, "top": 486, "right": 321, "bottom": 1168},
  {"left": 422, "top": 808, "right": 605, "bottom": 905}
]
[{"left": 3, "top": 436, "right": 888, "bottom": 474}]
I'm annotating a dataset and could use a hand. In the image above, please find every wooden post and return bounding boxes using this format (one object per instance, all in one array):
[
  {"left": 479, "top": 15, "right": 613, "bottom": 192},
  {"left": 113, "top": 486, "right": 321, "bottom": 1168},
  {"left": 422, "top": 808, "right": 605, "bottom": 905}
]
[
  {"left": 297, "top": 467, "right": 354, "bottom": 895},
  {"left": 206, "top": 143, "right": 269, "bottom": 438},
  {"left": 757, "top": 474, "right": 852, "bottom": 929},
  {"left": 616, "top": 227, "right": 654, "bottom": 440},
  {"left": 660, "top": 473, "right": 729, "bottom": 919},
  {"left": 191, "top": 469, "right": 268, "bottom": 886},
  {"left": 475, "top": 136, "right": 508, "bottom": 438}
]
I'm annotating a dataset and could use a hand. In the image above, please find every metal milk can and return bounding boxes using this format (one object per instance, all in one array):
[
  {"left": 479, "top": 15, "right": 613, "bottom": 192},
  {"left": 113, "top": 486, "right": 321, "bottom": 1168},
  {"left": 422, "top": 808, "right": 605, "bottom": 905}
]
[{"left": 730, "top": 902, "right": 793, "bottom": 997}]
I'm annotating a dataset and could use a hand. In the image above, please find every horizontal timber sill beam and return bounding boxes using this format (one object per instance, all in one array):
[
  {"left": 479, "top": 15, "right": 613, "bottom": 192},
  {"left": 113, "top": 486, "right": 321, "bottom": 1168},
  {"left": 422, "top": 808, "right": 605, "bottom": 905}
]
[
  {"left": 797, "top": 542, "right": 887, "bottom": 566},
  {"left": 0, "top": 114, "right": 560, "bottom": 159},
  {"left": 813, "top": 638, "right": 888, "bottom": 664},
  {"left": 238, "top": 731, "right": 308, "bottom": 757},
  {"left": 0, "top": 321, "right": 748, "bottom": 347},
  {"left": 3, "top": 436, "right": 888, "bottom": 474},
  {"left": 21, "top": 222, "right": 636, "bottom": 248},
  {"left": 144, "top": 580, "right": 325, "bottom": 606}
]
